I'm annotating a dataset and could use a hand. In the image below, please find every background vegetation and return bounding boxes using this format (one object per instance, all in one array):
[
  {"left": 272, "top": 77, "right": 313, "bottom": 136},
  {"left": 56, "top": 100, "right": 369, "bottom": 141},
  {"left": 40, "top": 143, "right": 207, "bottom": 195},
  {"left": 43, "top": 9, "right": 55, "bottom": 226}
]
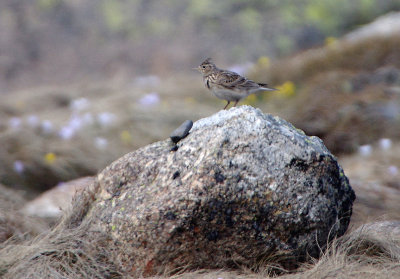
[{"left": 1, "top": 0, "right": 399, "bottom": 90}]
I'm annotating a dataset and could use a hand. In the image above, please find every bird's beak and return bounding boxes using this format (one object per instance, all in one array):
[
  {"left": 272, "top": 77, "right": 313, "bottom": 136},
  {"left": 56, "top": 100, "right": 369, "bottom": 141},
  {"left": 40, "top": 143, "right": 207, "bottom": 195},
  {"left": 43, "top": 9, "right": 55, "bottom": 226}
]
[{"left": 192, "top": 67, "right": 200, "bottom": 72}]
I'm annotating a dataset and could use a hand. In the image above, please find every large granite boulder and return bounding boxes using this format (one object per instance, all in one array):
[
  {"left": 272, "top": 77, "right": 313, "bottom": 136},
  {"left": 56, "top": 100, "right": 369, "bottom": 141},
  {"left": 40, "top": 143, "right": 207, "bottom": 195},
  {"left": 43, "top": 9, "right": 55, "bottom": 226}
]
[{"left": 84, "top": 105, "right": 355, "bottom": 276}]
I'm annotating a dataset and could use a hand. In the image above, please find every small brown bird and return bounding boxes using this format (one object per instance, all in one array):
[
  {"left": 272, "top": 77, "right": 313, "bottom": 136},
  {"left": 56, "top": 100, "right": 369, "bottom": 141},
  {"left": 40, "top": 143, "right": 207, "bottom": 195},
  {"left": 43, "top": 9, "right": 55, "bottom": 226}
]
[{"left": 195, "top": 58, "right": 277, "bottom": 109}]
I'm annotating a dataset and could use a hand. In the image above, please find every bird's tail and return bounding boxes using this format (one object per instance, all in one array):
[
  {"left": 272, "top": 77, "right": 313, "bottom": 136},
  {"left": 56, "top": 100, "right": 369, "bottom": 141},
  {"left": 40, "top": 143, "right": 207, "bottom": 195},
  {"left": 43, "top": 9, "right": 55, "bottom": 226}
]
[{"left": 258, "top": 83, "right": 278, "bottom": 91}]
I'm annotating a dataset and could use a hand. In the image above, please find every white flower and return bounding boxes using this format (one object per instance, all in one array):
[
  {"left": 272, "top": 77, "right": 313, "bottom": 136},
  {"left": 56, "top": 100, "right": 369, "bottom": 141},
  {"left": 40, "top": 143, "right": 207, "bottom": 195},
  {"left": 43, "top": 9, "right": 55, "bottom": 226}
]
[
  {"left": 379, "top": 138, "right": 392, "bottom": 150},
  {"left": 41, "top": 120, "right": 53, "bottom": 134},
  {"left": 58, "top": 126, "right": 75, "bottom": 140},
  {"left": 70, "top": 97, "right": 90, "bottom": 111},
  {"left": 97, "top": 112, "right": 116, "bottom": 127},
  {"left": 27, "top": 115, "right": 39, "bottom": 127},
  {"left": 358, "top": 145, "right": 372, "bottom": 157},
  {"left": 68, "top": 114, "right": 83, "bottom": 131},
  {"left": 82, "top": 112, "right": 94, "bottom": 126},
  {"left": 13, "top": 160, "right": 24, "bottom": 174},
  {"left": 388, "top": 165, "right": 398, "bottom": 176},
  {"left": 8, "top": 117, "right": 21, "bottom": 129},
  {"left": 138, "top": 92, "right": 160, "bottom": 107},
  {"left": 95, "top": 137, "right": 108, "bottom": 150},
  {"left": 228, "top": 62, "right": 253, "bottom": 75},
  {"left": 134, "top": 75, "right": 160, "bottom": 87}
]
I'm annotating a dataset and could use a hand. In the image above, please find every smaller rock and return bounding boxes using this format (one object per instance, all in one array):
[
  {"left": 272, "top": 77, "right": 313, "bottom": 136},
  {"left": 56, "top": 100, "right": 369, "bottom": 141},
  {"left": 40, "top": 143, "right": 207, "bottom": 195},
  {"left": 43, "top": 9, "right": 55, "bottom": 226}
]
[
  {"left": 169, "top": 120, "right": 193, "bottom": 143},
  {"left": 22, "top": 176, "right": 94, "bottom": 219},
  {"left": 169, "top": 145, "right": 179, "bottom": 152}
]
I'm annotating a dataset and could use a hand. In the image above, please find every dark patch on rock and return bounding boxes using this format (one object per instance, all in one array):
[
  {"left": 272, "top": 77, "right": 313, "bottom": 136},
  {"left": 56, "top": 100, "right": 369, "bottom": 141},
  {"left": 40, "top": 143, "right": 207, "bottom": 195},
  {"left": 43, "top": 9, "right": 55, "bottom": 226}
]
[
  {"left": 206, "top": 230, "right": 219, "bottom": 241},
  {"left": 289, "top": 158, "right": 309, "bottom": 172},
  {"left": 164, "top": 211, "right": 176, "bottom": 220},
  {"left": 172, "top": 171, "right": 180, "bottom": 180},
  {"left": 214, "top": 171, "right": 225, "bottom": 183}
]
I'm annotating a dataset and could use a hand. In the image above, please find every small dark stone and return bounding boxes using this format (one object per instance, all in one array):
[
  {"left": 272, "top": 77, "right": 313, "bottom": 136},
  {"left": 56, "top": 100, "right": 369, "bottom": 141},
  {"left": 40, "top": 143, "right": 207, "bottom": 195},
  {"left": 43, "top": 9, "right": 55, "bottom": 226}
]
[
  {"left": 172, "top": 171, "right": 180, "bottom": 180},
  {"left": 170, "top": 120, "right": 193, "bottom": 143},
  {"left": 170, "top": 145, "right": 179, "bottom": 152}
]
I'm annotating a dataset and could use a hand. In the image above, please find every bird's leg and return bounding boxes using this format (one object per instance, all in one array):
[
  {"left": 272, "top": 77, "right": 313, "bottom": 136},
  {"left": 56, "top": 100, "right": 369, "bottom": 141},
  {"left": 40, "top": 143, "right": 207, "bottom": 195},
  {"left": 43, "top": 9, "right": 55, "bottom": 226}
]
[
  {"left": 223, "top": 101, "right": 230, "bottom": 110},
  {"left": 233, "top": 100, "right": 239, "bottom": 107}
]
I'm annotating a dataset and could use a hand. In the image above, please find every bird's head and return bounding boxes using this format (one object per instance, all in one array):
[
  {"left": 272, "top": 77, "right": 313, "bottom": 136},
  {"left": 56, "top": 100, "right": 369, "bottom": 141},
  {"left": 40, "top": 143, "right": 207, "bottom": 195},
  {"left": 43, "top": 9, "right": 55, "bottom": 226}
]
[{"left": 195, "top": 58, "right": 216, "bottom": 76}]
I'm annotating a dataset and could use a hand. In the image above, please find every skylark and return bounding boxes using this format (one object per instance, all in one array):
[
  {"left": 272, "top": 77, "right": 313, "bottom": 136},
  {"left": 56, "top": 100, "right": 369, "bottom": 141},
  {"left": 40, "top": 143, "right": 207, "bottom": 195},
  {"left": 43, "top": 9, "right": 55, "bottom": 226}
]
[{"left": 195, "top": 58, "right": 277, "bottom": 109}]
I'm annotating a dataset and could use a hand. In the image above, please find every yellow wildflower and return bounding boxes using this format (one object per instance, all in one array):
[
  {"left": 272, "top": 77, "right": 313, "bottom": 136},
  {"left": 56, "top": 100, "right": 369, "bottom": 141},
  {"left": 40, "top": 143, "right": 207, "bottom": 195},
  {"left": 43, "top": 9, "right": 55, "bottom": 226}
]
[
  {"left": 120, "top": 130, "right": 132, "bottom": 145},
  {"left": 276, "top": 81, "right": 296, "bottom": 97},
  {"left": 325, "top": 36, "right": 337, "bottom": 46},
  {"left": 44, "top": 152, "right": 56, "bottom": 164},
  {"left": 184, "top": 97, "right": 196, "bottom": 105},
  {"left": 257, "top": 56, "right": 270, "bottom": 68}
]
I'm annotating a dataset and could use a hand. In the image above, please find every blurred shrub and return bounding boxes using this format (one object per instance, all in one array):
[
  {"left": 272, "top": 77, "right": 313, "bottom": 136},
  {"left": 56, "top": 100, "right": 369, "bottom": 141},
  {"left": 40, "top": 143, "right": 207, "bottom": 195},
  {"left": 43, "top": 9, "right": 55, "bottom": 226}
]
[{"left": 254, "top": 34, "right": 400, "bottom": 154}]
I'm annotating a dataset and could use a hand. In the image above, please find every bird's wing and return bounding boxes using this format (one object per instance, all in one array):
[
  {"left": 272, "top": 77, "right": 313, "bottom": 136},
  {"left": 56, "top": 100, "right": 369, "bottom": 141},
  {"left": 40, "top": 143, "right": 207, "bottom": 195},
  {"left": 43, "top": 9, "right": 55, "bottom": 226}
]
[{"left": 218, "top": 71, "right": 252, "bottom": 90}]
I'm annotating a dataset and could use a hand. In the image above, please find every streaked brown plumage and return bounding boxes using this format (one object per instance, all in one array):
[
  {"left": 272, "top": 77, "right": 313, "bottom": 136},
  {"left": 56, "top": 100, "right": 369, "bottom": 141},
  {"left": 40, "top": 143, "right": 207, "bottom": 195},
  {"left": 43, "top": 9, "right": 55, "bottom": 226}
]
[{"left": 195, "top": 58, "right": 277, "bottom": 109}]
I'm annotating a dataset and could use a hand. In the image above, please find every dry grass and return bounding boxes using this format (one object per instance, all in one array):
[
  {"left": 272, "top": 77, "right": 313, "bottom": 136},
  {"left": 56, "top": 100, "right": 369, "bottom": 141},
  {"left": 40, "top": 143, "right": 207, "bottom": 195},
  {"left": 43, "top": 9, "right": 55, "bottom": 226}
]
[
  {"left": 159, "top": 223, "right": 400, "bottom": 279},
  {"left": 1, "top": 178, "right": 399, "bottom": 278},
  {"left": 0, "top": 183, "right": 120, "bottom": 279},
  {"left": 2, "top": 215, "right": 399, "bottom": 278},
  {"left": 0, "top": 183, "right": 49, "bottom": 244}
]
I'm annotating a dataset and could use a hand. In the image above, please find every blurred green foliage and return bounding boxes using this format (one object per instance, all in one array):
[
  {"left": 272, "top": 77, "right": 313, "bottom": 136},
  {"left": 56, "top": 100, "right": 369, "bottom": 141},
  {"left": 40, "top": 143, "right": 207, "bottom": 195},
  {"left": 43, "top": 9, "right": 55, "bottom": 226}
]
[
  {"left": 37, "top": 0, "right": 61, "bottom": 10},
  {"left": 102, "top": 1, "right": 126, "bottom": 32},
  {"left": 1, "top": 0, "right": 399, "bottom": 88}
]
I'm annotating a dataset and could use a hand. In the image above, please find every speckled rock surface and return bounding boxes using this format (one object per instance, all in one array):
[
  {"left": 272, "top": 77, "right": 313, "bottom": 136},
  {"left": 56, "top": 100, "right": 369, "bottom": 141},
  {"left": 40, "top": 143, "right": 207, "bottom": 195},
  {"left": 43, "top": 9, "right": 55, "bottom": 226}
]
[{"left": 87, "top": 105, "right": 355, "bottom": 276}]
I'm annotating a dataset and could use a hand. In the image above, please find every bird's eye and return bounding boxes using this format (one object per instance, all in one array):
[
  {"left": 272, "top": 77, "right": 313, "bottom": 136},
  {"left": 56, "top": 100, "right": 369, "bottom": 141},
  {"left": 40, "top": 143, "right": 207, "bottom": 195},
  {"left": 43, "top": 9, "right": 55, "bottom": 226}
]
[{"left": 202, "top": 66, "right": 206, "bottom": 69}]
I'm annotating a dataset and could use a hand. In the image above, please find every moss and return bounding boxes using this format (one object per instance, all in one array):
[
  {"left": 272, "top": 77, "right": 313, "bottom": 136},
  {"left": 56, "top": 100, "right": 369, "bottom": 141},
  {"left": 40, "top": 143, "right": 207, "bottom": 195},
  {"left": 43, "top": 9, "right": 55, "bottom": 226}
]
[
  {"left": 296, "top": 128, "right": 306, "bottom": 135},
  {"left": 304, "top": 138, "right": 313, "bottom": 145}
]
